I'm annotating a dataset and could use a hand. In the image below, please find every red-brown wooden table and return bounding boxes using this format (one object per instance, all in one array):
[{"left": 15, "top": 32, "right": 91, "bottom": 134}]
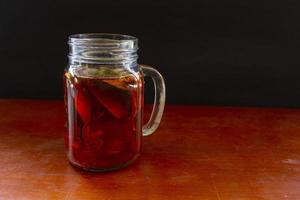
[{"left": 1, "top": 99, "right": 300, "bottom": 199}]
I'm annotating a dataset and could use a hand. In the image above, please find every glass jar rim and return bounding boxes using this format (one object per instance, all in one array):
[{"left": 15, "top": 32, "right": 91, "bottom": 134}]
[
  {"left": 69, "top": 33, "right": 138, "bottom": 51},
  {"left": 69, "top": 33, "right": 137, "bottom": 43}
]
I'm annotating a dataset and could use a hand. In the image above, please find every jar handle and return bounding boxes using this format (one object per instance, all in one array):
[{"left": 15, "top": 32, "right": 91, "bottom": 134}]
[{"left": 140, "top": 64, "right": 166, "bottom": 136}]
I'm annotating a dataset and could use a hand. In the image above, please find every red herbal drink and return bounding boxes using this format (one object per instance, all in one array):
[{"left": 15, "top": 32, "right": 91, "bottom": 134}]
[{"left": 64, "top": 67, "right": 143, "bottom": 170}]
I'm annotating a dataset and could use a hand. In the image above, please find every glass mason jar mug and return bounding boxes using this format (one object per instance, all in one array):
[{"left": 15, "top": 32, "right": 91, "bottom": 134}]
[{"left": 64, "top": 33, "right": 166, "bottom": 171}]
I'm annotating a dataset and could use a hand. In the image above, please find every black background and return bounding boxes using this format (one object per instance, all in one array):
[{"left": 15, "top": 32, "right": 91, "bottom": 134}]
[{"left": 1, "top": 0, "right": 300, "bottom": 107}]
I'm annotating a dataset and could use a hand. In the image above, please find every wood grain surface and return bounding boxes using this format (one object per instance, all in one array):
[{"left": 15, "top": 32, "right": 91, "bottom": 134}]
[{"left": 1, "top": 99, "right": 300, "bottom": 199}]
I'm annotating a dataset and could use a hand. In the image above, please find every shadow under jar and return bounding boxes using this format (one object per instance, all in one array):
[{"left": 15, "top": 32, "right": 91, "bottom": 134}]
[{"left": 64, "top": 33, "right": 165, "bottom": 171}]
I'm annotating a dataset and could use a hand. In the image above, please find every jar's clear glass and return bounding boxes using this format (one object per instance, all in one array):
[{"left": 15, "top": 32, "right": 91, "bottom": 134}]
[{"left": 64, "top": 33, "right": 165, "bottom": 171}]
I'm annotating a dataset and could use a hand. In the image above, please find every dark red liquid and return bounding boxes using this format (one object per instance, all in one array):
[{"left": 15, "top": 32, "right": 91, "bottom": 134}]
[{"left": 64, "top": 71, "right": 143, "bottom": 170}]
